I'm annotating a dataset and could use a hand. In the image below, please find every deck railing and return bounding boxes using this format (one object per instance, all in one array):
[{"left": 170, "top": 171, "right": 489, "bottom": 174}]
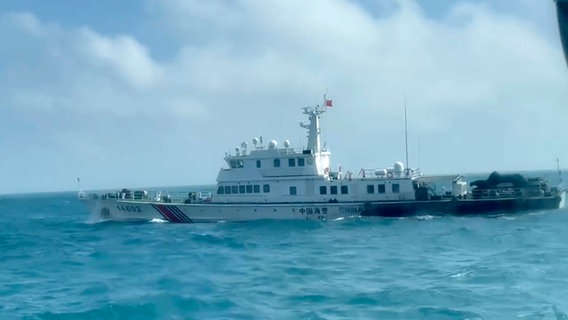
[
  {"left": 356, "top": 168, "right": 422, "bottom": 179},
  {"left": 470, "top": 187, "right": 547, "bottom": 200},
  {"left": 82, "top": 190, "right": 213, "bottom": 204}
]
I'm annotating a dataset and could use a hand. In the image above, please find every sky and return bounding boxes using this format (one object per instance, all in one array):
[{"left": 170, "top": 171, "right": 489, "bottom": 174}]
[{"left": 0, "top": 0, "right": 567, "bottom": 194}]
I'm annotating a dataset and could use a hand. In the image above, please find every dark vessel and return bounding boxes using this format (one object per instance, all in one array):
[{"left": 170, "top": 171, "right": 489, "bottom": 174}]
[
  {"left": 361, "top": 171, "right": 565, "bottom": 217},
  {"left": 556, "top": 0, "right": 568, "bottom": 67}
]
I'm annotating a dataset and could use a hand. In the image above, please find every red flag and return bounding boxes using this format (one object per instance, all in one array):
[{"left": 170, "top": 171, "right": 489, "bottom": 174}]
[{"left": 325, "top": 99, "right": 333, "bottom": 107}]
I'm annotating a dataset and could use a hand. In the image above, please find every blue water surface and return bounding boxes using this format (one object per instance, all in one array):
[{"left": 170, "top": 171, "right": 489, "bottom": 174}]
[{"left": 1, "top": 179, "right": 568, "bottom": 319}]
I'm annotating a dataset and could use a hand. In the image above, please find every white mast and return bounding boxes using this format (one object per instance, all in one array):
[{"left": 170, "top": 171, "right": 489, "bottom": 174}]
[
  {"left": 302, "top": 107, "right": 324, "bottom": 152},
  {"left": 300, "top": 95, "right": 328, "bottom": 153},
  {"left": 77, "top": 177, "right": 85, "bottom": 198}
]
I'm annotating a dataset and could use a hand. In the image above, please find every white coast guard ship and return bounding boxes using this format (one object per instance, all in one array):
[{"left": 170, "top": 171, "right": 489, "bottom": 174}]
[{"left": 79, "top": 98, "right": 426, "bottom": 222}]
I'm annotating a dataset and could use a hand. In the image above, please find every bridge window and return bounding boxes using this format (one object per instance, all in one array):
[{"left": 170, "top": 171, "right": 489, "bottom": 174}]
[
  {"left": 239, "top": 185, "right": 246, "bottom": 194},
  {"left": 288, "top": 158, "right": 296, "bottom": 167},
  {"left": 217, "top": 186, "right": 224, "bottom": 194},
  {"left": 290, "top": 186, "right": 297, "bottom": 195},
  {"left": 320, "top": 186, "right": 327, "bottom": 195},
  {"left": 367, "top": 185, "right": 375, "bottom": 194},
  {"left": 253, "top": 185, "right": 260, "bottom": 193},
  {"left": 256, "top": 160, "right": 261, "bottom": 168},
  {"left": 246, "top": 185, "right": 253, "bottom": 193},
  {"left": 230, "top": 160, "right": 243, "bottom": 168},
  {"left": 274, "top": 159, "right": 280, "bottom": 168},
  {"left": 263, "top": 184, "right": 270, "bottom": 193},
  {"left": 224, "top": 186, "right": 231, "bottom": 194},
  {"left": 392, "top": 184, "right": 400, "bottom": 193},
  {"left": 232, "top": 186, "right": 238, "bottom": 194},
  {"left": 330, "top": 185, "right": 338, "bottom": 194},
  {"left": 298, "top": 158, "right": 305, "bottom": 167},
  {"left": 378, "top": 184, "right": 386, "bottom": 194},
  {"left": 341, "top": 185, "right": 348, "bottom": 194}
]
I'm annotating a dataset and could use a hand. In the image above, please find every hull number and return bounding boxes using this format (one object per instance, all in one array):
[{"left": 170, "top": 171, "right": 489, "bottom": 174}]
[{"left": 116, "top": 205, "right": 142, "bottom": 213}]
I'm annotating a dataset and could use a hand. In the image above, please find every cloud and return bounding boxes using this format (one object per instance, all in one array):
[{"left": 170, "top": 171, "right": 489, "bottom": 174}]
[
  {"left": 0, "top": 13, "right": 205, "bottom": 119},
  {"left": 0, "top": 0, "right": 567, "bottom": 193},
  {"left": 152, "top": 0, "right": 565, "bottom": 111},
  {"left": 76, "top": 28, "right": 164, "bottom": 89},
  {"left": 4, "top": 12, "right": 42, "bottom": 35}
]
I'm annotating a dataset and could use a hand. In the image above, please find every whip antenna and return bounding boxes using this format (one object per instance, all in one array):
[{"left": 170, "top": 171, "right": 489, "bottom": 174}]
[{"left": 404, "top": 95, "right": 409, "bottom": 170}]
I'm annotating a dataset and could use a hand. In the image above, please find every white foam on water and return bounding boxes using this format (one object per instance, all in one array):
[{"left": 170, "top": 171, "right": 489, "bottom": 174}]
[
  {"left": 450, "top": 270, "right": 474, "bottom": 278},
  {"left": 416, "top": 215, "right": 437, "bottom": 220}
]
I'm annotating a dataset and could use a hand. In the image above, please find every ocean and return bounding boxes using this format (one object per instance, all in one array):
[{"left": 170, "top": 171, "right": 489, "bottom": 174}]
[{"left": 1, "top": 171, "right": 568, "bottom": 319}]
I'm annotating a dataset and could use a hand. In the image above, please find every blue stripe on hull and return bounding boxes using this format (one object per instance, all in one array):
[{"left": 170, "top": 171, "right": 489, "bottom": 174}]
[
  {"left": 168, "top": 205, "right": 193, "bottom": 223},
  {"left": 151, "top": 204, "right": 192, "bottom": 223},
  {"left": 152, "top": 204, "right": 178, "bottom": 222}
]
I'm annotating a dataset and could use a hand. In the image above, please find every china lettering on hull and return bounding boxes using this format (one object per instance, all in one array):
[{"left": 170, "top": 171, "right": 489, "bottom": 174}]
[{"left": 339, "top": 206, "right": 363, "bottom": 215}]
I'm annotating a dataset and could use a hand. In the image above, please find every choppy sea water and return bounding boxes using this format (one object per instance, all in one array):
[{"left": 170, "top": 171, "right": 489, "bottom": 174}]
[{"left": 2, "top": 175, "right": 568, "bottom": 319}]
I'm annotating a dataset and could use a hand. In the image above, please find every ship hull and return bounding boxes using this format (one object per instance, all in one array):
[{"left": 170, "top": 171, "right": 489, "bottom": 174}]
[
  {"left": 80, "top": 198, "right": 365, "bottom": 223},
  {"left": 362, "top": 191, "right": 566, "bottom": 218},
  {"left": 81, "top": 190, "right": 565, "bottom": 223}
]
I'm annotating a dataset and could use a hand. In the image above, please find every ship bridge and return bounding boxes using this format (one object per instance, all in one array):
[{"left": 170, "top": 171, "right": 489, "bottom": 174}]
[{"left": 216, "top": 104, "right": 332, "bottom": 183}]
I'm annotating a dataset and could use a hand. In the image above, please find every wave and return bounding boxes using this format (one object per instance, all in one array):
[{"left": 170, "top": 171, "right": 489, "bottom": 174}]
[{"left": 27, "top": 293, "right": 220, "bottom": 320}]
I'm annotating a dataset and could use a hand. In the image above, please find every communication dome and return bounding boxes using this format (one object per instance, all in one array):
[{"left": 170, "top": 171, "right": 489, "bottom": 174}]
[
  {"left": 394, "top": 161, "right": 404, "bottom": 173},
  {"left": 268, "top": 140, "right": 278, "bottom": 149},
  {"left": 252, "top": 137, "right": 259, "bottom": 146},
  {"left": 283, "top": 140, "right": 290, "bottom": 148}
]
